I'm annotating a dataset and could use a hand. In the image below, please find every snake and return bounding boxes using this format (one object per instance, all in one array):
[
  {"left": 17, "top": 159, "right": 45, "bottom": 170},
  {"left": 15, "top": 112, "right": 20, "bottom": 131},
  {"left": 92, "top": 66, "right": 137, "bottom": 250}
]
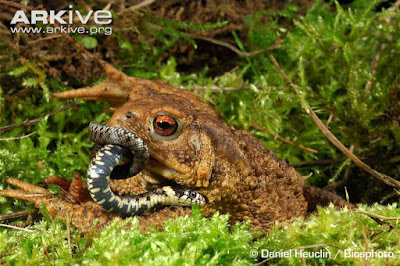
[{"left": 87, "top": 122, "right": 206, "bottom": 216}]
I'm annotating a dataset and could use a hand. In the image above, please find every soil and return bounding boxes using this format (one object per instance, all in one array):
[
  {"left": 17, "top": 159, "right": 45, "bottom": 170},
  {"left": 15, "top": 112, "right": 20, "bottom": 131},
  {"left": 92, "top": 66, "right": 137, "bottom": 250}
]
[{"left": 0, "top": 0, "right": 313, "bottom": 84}]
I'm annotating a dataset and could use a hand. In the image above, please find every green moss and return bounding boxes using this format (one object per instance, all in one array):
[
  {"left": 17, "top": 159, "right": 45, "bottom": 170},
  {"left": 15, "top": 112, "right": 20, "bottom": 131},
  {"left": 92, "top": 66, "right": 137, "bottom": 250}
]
[
  {"left": 255, "top": 204, "right": 400, "bottom": 265},
  {"left": 1, "top": 205, "right": 399, "bottom": 265}
]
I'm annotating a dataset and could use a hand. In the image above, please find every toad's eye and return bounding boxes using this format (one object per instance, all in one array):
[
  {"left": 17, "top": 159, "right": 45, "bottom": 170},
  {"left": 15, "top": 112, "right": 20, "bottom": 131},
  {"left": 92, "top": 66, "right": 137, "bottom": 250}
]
[{"left": 153, "top": 115, "right": 178, "bottom": 136}]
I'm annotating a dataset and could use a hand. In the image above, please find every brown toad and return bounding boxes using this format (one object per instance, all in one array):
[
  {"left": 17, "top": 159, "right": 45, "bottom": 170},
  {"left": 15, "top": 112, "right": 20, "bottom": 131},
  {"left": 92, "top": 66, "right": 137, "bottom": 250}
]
[{"left": 0, "top": 64, "right": 349, "bottom": 233}]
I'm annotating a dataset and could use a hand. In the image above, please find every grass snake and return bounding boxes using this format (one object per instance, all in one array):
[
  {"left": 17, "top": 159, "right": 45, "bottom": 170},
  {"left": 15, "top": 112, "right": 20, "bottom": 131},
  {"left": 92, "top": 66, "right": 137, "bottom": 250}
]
[{"left": 87, "top": 122, "right": 206, "bottom": 216}]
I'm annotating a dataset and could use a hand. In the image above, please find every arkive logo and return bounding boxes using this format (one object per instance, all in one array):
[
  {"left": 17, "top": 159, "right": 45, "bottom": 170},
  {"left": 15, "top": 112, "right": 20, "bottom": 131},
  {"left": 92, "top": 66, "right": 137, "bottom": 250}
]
[{"left": 10, "top": 5, "right": 112, "bottom": 25}]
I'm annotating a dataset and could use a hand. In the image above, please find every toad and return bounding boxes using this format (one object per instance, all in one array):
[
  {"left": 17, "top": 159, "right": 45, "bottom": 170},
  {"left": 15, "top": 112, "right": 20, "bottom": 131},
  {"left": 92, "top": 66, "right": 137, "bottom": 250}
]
[{"left": 0, "top": 64, "right": 350, "bottom": 233}]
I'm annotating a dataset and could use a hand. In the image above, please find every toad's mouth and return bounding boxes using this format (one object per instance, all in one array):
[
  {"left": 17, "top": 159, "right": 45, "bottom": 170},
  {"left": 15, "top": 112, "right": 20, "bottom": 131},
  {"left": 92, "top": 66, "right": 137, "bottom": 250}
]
[
  {"left": 143, "top": 149, "right": 191, "bottom": 184},
  {"left": 110, "top": 155, "right": 187, "bottom": 188},
  {"left": 144, "top": 158, "right": 181, "bottom": 183}
]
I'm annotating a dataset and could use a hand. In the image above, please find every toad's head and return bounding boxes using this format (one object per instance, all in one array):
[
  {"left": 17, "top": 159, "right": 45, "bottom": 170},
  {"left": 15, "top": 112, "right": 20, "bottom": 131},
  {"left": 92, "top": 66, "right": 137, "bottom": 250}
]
[{"left": 107, "top": 84, "right": 249, "bottom": 189}]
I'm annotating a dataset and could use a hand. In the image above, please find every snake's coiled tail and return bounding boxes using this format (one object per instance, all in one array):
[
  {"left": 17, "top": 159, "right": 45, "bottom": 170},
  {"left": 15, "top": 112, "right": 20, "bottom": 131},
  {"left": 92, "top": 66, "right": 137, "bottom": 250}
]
[
  {"left": 87, "top": 144, "right": 206, "bottom": 215},
  {"left": 89, "top": 122, "right": 149, "bottom": 176},
  {"left": 87, "top": 123, "right": 206, "bottom": 216}
]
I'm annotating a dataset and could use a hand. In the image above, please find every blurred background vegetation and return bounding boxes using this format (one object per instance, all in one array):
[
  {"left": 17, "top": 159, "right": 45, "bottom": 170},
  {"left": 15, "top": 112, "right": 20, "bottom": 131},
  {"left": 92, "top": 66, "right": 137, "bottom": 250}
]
[{"left": 0, "top": 0, "right": 400, "bottom": 264}]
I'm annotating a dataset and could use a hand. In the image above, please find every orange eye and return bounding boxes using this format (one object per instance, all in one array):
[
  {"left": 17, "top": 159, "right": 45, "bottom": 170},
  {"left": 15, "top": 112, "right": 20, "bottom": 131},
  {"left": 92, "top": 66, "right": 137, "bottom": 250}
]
[{"left": 153, "top": 115, "right": 178, "bottom": 136}]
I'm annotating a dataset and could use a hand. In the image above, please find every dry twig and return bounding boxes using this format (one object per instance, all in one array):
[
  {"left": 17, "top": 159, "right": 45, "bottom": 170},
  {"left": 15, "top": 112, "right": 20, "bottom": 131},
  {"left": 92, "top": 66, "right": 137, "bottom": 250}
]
[
  {"left": 291, "top": 157, "right": 348, "bottom": 168},
  {"left": 355, "top": 209, "right": 400, "bottom": 221},
  {"left": 324, "top": 166, "right": 351, "bottom": 190},
  {"left": 76, "top": 0, "right": 91, "bottom": 12},
  {"left": 0, "top": 0, "right": 34, "bottom": 10},
  {"left": 250, "top": 121, "right": 318, "bottom": 154},
  {"left": 121, "top": 0, "right": 156, "bottom": 14},
  {"left": 185, "top": 31, "right": 286, "bottom": 57},
  {"left": 0, "top": 132, "right": 36, "bottom": 141},
  {"left": 187, "top": 84, "right": 243, "bottom": 92},
  {"left": 27, "top": 34, "right": 63, "bottom": 45},
  {"left": 145, "top": 22, "right": 286, "bottom": 57},
  {"left": 0, "top": 236, "right": 25, "bottom": 262},
  {"left": 67, "top": 213, "right": 72, "bottom": 257},
  {"left": 0, "top": 223, "right": 38, "bottom": 232},
  {"left": 0, "top": 211, "right": 31, "bottom": 221},
  {"left": 0, "top": 103, "right": 76, "bottom": 133},
  {"left": 392, "top": 0, "right": 400, "bottom": 10}
]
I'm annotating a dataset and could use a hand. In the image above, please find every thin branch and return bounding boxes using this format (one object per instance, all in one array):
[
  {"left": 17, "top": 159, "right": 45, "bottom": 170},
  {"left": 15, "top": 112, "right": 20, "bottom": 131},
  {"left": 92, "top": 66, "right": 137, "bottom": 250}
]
[
  {"left": 325, "top": 113, "right": 334, "bottom": 127},
  {"left": 290, "top": 157, "right": 348, "bottom": 168},
  {"left": 0, "top": 211, "right": 31, "bottom": 221},
  {"left": 56, "top": 27, "right": 97, "bottom": 61},
  {"left": 27, "top": 34, "right": 63, "bottom": 45},
  {"left": 185, "top": 33, "right": 266, "bottom": 57},
  {"left": 55, "top": 24, "right": 120, "bottom": 74},
  {"left": 121, "top": 0, "right": 156, "bottom": 14},
  {"left": 185, "top": 32, "right": 286, "bottom": 57},
  {"left": 0, "top": 223, "right": 38, "bottom": 232},
  {"left": 67, "top": 213, "right": 72, "bottom": 257},
  {"left": 0, "top": 236, "right": 25, "bottom": 260},
  {"left": 0, "top": 103, "right": 76, "bottom": 133},
  {"left": 76, "top": 0, "right": 92, "bottom": 12},
  {"left": 324, "top": 166, "right": 351, "bottom": 190},
  {"left": 145, "top": 22, "right": 286, "bottom": 57},
  {"left": 0, "top": 29, "right": 11, "bottom": 35},
  {"left": 302, "top": 172, "right": 313, "bottom": 179},
  {"left": 392, "top": 0, "right": 400, "bottom": 10},
  {"left": 187, "top": 84, "right": 243, "bottom": 92},
  {"left": 103, "top": 2, "right": 112, "bottom": 11},
  {"left": 267, "top": 53, "right": 400, "bottom": 188},
  {"left": 388, "top": 156, "right": 400, "bottom": 163},
  {"left": 42, "top": 244, "right": 53, "bottom": 266},
  {"left": 0, "top": 0, "right": 34, "bottom": 10},
  {"left": 0, "top": 132, "right": 36, "bottom": 141},
  {"left": 250, "top": 121, "right": 318, "bottom": 154},
  {"left": 355, "top": 209, "right": 400, "bottom": 221}
]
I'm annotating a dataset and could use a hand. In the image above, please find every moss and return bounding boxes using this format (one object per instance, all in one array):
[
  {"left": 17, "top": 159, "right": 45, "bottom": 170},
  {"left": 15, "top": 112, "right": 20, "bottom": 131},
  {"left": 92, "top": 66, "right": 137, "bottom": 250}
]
[
  {"left": 1, "top": 205, "right": 399, "bottom": 265},
  {"left": 255, "top": 204, "right": 400, "bottom": 265}
]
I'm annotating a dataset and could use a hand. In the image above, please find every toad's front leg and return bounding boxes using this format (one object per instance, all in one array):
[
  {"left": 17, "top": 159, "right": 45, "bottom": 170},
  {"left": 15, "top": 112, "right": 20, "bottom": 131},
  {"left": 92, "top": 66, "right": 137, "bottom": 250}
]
[
  {"left": 1, "top": 177, "right": 118, "bottom": 233},
  {"left": 1, "top": 177, "right": 195, "bottom": 233}
]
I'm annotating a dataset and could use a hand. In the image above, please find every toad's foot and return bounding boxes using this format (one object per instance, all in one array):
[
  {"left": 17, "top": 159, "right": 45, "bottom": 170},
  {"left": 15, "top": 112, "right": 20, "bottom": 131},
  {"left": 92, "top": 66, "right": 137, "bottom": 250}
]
[
  {"left": 1, "top": 177, "right": 195, "bottom": 233},
  {"left": 1, "top": 177, "right": 117, "bottom": 233},
  {"left": 43, "top": 173, "right": 91, "bottom": 204}
]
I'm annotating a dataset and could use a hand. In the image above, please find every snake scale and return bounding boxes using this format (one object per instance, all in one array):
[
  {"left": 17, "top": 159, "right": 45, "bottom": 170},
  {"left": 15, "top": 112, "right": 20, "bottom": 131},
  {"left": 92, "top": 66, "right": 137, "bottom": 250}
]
[{"left": 87, "top": 122, "right": 206, "bottom": 216}]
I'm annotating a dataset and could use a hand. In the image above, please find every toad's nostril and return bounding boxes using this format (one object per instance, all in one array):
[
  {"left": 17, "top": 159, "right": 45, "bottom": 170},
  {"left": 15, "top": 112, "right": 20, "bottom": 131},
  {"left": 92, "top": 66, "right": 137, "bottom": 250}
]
[{"left": 125, "top": 111, "right": 134, "bottom": 119}]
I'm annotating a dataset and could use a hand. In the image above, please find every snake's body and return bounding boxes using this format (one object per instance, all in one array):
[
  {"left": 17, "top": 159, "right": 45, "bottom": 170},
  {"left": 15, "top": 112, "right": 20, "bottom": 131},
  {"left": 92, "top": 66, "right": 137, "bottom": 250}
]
[
  {"left": 87, "top": 122, "right": 206, "bottom": 216},
  {"left": 88, "top": 122, "right": 149, "bottom": 177}
]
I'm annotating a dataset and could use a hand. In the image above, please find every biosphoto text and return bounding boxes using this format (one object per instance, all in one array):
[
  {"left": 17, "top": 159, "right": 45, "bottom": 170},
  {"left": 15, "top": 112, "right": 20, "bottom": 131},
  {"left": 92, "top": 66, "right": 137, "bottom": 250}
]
[{"left": 9, "top": 5, "right": 112, "bottom": 35}]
